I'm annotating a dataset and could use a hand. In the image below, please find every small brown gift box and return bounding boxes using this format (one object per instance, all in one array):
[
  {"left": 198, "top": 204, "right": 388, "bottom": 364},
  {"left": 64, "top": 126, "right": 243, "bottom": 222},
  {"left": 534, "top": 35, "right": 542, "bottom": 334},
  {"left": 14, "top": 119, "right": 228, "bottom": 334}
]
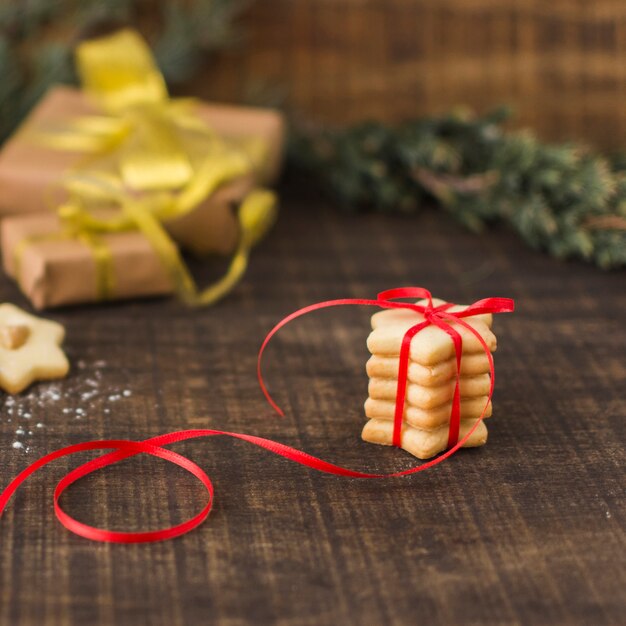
[
  {"left": 1, "top": 213, "right": 175, "bottom": 309},
  {"left": 0, "top": 86, "right": 286, "bottom": 256}
]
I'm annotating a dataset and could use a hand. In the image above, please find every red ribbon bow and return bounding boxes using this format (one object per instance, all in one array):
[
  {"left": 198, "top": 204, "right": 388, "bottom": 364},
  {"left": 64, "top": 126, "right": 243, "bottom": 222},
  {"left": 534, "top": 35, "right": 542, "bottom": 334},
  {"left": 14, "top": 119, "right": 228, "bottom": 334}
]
[{"left": 0, "top": 288, "right": 513, "bottom": 543}]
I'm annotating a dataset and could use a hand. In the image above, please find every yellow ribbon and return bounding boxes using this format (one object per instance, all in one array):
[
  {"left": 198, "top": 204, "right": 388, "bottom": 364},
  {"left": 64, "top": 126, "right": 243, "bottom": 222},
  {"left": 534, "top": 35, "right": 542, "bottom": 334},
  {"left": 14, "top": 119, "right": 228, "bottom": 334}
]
[{"left": 24, "top": 28, "right": 277, "bottom": 306}]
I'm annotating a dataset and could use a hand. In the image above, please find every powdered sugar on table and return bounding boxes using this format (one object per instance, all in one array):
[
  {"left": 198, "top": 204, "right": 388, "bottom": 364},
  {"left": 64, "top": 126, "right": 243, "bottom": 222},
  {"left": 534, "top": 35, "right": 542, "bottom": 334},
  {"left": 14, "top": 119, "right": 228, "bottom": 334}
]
[{"left": 2, "top": 359, "right": 133, "bottom": 453}]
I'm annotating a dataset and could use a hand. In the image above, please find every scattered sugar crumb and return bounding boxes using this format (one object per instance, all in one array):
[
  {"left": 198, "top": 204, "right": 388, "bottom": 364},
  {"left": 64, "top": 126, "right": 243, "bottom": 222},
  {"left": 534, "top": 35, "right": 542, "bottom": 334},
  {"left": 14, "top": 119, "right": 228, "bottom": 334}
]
[{"left": 3, "top": 358, "right": 135, "bottom": 455}]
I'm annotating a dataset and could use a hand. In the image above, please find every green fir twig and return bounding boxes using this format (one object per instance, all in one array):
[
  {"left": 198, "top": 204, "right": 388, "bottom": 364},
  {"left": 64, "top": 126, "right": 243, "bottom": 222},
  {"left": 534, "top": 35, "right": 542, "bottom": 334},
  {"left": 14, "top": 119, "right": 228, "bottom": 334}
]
[{"left": 290, "top": 109, "right": 626, "bottom": 269}]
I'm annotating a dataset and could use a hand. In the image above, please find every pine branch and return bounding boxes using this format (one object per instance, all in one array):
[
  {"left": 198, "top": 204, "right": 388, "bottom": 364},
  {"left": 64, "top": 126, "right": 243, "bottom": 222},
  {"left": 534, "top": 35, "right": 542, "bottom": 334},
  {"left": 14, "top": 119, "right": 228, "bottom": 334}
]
[{"left": 291, "top": 110, "right": 626, "bottom": 269}]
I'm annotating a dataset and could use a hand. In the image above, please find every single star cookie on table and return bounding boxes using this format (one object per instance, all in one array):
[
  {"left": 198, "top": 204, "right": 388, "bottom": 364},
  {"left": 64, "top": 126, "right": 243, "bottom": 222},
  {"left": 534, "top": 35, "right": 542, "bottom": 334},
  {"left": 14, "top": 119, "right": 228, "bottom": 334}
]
[{"left": 0, "top": 304, "right": 69, "bottom": 394}]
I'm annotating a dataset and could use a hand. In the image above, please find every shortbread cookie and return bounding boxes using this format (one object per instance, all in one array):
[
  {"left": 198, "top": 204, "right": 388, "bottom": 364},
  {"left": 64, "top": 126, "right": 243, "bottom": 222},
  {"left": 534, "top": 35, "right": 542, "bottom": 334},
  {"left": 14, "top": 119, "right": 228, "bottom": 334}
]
[
  {"left": 367, "top": 318, "right": 496, "bottom": 365},
  {"left": 371, "top": 298, "right": 493, "bottom": 331},
  {"left": 362, "top": 417, "right": 488, "bottom": 460},
  {"left": 364, "top": 396, "right": 492, "bottom": 430},
  {"left": 0, "top": 303, "right": 69, "bottom": 394},
  {"left": 366, "top": 352, "right": 491, "bottom": 386},
  {"left": 368, "top": 374, "right": 491, "bottom": 409}
]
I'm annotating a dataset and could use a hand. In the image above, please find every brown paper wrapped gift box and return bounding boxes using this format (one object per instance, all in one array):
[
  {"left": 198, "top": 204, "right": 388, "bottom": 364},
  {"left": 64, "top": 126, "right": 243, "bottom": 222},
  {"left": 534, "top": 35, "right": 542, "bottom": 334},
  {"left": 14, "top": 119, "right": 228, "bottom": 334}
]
[
  {"left": 0, "top": 86, "right": 286, "bottom": 256},
  {"left": 1, "top": 213, "right": 174, "bottom": 309}
]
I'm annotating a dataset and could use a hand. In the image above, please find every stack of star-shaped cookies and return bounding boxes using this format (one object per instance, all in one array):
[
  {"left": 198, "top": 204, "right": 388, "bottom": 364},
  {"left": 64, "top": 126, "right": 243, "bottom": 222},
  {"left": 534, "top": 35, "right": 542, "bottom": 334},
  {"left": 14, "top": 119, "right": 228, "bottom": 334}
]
[{"left": 362, "top": 299, "right": 497, "bottom": 459}]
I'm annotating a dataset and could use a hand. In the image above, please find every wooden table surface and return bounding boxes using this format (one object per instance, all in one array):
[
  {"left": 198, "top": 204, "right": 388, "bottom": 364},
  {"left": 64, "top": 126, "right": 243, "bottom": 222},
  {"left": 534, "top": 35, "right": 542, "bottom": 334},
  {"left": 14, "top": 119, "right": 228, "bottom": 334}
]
[{"left": 0, "top": 187, "right": 624, "bottom": 626}]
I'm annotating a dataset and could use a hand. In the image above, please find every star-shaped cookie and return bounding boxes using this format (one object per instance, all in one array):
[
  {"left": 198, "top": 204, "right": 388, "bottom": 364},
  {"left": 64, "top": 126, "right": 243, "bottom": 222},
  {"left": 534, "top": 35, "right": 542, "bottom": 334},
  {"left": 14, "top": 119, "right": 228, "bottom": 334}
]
[{"left": 0, "top": 304, "right": 69, "bottom": 394}]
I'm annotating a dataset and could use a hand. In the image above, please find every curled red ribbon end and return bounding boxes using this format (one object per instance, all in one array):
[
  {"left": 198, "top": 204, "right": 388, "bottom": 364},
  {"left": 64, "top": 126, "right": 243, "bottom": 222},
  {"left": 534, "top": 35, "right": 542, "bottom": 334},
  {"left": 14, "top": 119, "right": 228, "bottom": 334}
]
[{"left": 0, "top": 288, "right": 514, "bottom": 543}]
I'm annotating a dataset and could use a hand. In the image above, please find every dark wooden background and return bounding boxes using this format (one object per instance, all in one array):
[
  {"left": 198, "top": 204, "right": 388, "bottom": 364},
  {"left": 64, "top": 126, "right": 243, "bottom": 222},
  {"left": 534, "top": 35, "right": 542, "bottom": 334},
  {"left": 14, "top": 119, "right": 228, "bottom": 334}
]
[
  {"left": 204, "top": 0, "right": 626, "bottom": 150},
  {"left": 0, "top": 185, "right": 624, "bottom": 625}
]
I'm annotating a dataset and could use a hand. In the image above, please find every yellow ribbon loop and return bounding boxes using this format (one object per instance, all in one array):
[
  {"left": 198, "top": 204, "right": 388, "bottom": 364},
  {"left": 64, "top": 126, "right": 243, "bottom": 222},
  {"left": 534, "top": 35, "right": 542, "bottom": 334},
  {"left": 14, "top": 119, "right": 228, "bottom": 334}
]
[
  {"left": 36, "top": 115, "right": 130, "bottom": 153},
  {"left": 193, "top": 190, "right": 278, "bottom": 306},
  {"left": 239, "top": 189, "right": 279, "bottom": 248},
  {"left": 26, "top": 28, "right": 277, "bottom": 306},
  {"left": 75, "top": 29, "right": 168, "bottom": 111},
  {"left": 117, "top": 107, "right": 193, "bottom": 191}
]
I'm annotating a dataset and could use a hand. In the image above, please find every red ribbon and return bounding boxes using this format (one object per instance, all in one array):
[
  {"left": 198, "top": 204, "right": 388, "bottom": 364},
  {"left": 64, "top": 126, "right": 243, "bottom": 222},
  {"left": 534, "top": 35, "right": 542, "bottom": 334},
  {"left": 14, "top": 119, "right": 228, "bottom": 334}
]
[{"left": 0, "top": 287, "right": 513, "bottom": 543}]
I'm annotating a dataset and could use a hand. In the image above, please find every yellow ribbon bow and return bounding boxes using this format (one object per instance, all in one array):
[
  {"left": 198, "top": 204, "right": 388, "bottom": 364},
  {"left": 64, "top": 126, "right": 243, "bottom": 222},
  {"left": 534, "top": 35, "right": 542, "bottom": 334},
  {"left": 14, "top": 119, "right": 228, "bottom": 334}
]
[{"left": 27, "top": 28, "right": 277, "bottom": 306}]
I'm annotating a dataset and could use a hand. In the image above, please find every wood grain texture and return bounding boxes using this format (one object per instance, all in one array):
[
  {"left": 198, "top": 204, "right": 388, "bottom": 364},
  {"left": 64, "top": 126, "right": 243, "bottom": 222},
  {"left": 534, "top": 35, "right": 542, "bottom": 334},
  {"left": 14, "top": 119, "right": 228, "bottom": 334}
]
[
  {"left": 201, "top": 0, "right": 626, "bottom": 149},
  {"left": 0, "top": 185, "right": 625, "bottom": 625}
]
